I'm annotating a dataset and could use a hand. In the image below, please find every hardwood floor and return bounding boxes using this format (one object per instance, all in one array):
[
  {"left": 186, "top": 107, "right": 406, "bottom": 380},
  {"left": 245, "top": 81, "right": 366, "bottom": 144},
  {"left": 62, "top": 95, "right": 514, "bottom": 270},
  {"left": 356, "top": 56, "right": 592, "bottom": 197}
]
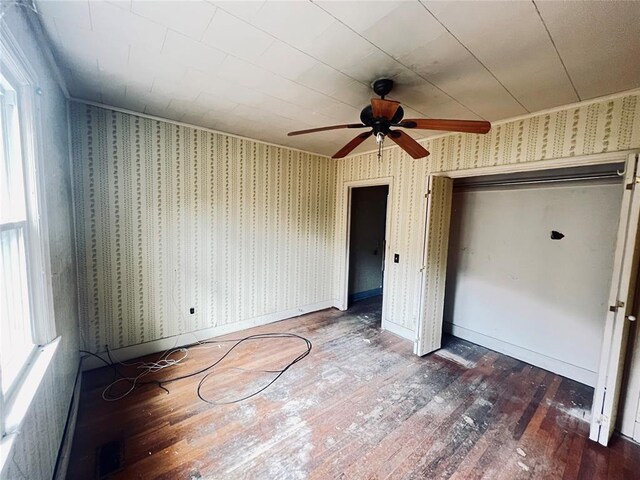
[{"left": 67, "top": 297, "right": 640, "bottom": 479}]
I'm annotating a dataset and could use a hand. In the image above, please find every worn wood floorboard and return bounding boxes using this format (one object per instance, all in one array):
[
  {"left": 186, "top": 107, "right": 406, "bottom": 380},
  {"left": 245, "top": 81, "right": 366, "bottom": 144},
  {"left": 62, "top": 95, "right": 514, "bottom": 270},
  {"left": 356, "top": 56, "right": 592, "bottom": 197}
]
[{"left": 67, "top": 297, "right": 640, "bottom": 479}]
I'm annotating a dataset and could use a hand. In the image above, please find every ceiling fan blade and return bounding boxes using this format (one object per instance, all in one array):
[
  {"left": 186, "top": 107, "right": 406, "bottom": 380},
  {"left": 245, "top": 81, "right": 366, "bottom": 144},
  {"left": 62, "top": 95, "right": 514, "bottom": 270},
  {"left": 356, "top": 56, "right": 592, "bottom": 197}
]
[
  {"left": 399, "top": 118, "right": 491, "bottom": 134},
  {"left": 288, "top": 124, "right": 367, "bottom": 136},
  {"left": 332, "top": 131, "right": 373, "bottom": 159},
  {"left": 388, "top": 130, "right": 430, "bottom": 159},
  {"left": 371, "top": 98, "right": 400, "bottom": 120}
]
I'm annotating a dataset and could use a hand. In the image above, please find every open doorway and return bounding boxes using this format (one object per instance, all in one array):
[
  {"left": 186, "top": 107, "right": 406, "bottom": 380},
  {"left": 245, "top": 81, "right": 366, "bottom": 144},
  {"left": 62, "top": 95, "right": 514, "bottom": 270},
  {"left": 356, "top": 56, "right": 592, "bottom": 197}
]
[{"left": 347, "top": 185, "right": 389, "bottom": 322}]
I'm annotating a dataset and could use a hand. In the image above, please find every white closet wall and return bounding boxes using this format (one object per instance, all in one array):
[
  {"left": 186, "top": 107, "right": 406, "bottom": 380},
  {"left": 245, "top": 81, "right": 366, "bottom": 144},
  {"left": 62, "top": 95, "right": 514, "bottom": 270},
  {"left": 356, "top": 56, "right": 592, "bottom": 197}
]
[{"left": 444, "top": 179, "right": 623, "bottom": 385}]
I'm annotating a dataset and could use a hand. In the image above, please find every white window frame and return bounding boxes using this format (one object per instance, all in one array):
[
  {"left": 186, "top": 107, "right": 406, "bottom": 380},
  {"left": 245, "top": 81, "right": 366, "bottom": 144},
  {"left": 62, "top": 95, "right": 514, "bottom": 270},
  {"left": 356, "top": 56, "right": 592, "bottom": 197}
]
[{"left": 0, "top": 19, "right": 56, "bottom": 453}]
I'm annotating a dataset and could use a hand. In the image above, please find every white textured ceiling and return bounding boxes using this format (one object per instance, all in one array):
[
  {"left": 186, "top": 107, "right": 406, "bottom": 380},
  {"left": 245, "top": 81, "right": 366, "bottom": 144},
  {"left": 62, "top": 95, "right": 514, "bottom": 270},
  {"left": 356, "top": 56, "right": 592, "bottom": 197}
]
[{"left": 36, "top": 0, "right": 640, "bottom": 156}]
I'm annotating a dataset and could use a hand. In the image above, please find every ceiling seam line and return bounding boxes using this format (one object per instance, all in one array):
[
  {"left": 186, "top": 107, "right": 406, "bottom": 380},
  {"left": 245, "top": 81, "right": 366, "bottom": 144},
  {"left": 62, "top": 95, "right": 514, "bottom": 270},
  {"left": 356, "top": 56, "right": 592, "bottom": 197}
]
[
  {"left": 209, "top": 3, "right": 427, "bottom": 117},
  {"left": 87, "top": 0, "right": 94, "bottom": 31},
  {"left": 309, "top": 0, "right": 485, "bottom": 120},
  {"left": 142, "top": 40, "right": 348, "bottom": 131},
  {"left": 198, "top": 7, "right": 218, "bottom": 43},
  {"left": 418, "top": 1, "right": 529, "bottom": 113},
  {"left": 57, "top": 0, "right": 430, "bottom": 129},
  {"left": 531, "top": 0, "right": 581, "bottom": 101},
  {"left": 159, "top": 27, "right": 169, "bottom": 52}
]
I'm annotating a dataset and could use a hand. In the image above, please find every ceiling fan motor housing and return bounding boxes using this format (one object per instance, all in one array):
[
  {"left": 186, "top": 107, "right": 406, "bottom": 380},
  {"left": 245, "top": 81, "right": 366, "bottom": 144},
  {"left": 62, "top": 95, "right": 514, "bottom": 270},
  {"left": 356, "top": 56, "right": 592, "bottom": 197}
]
[
  {"left": 287, "top": 76, "right": 491, "bottom": 159},
  {"left": 360, "top": 104, "right": 404, "bottom": 136},
  {"left": 372, "top": 78, "right": 394, "bottom": 98}
]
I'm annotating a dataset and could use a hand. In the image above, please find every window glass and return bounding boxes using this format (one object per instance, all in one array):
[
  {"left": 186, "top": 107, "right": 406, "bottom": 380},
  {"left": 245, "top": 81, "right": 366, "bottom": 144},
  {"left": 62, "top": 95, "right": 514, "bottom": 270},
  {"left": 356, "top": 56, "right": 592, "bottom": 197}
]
[
  {"left": 0, "top": 75, "right": 34, "bottom": 395},
  {"left": 0, "top": 84, "right": 27, "bottom": 224}
]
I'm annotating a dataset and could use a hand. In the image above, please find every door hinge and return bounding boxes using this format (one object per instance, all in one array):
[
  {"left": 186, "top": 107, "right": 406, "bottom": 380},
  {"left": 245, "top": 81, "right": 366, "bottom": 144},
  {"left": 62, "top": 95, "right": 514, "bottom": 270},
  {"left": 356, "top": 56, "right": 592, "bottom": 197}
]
[
  {"left": 425, "top": 190, "right": 431, "bottom": 198},
  {"left": 609, "top": 300, "right": 625, "bottom": 312},
  {"left": 419, "top": 265, "right": 426, "bottom": 272},
  {"left": 595, "top": 414, "right": 610, "bottom": 426}
]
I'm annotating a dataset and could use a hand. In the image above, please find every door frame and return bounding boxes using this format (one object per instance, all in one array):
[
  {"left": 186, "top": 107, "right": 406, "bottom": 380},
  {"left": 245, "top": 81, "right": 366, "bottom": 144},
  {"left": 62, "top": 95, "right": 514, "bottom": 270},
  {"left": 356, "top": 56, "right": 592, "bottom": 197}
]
[
  {"left": 339, "top": 177, "right": 393, "bottom": 331},
  {"left": 436, "top": 151, "right": 634, "bottom": 179},
  {"left": 425, "top": 148, "right": 640, "bottom": 443},
  {"left": 590, "top": 153, "right": 640, "bottom": 445}
]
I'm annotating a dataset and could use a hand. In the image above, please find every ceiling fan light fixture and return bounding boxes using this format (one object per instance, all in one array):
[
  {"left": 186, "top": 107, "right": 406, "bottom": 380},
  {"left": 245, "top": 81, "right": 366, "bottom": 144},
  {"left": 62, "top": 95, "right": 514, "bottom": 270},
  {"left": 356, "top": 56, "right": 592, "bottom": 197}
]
[
  {"left": 376, "top": 132, "right": 385, "bottom": 160},
  {"left": 287, "top": 78, "right": 491, "bottom": 160}
]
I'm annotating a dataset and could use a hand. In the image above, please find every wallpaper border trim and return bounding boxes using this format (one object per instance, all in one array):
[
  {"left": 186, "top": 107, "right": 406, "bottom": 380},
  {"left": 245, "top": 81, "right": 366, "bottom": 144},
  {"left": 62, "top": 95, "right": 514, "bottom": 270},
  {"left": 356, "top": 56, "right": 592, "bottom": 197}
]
[
  {"left": 349, "top": 87, "right": 640, "bottom": 159},
  {"left": 80, "top": 299, "right": 336, "bottom": 371},
  {"left": 69, "top": 98, "right": 331, "bottom": 159}
]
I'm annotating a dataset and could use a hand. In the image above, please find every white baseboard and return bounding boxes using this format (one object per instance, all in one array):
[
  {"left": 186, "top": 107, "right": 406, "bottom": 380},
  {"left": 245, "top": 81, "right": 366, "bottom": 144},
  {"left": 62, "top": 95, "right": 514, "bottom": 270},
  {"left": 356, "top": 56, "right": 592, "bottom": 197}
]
[
  {"left": 382, "top": 320, "right": 415, "bottom": 342},
  {"left": 53, "top": 368, "right": 82, "bottom": 480},
  {"left": 444, "top": 322, "right": 597, "bottom": 387},
  {"left": 331, "top": 298, "right": 343, "bottom": 310},
  {"left": 81, "top": 300, "right": 335, "bottom": 371}
]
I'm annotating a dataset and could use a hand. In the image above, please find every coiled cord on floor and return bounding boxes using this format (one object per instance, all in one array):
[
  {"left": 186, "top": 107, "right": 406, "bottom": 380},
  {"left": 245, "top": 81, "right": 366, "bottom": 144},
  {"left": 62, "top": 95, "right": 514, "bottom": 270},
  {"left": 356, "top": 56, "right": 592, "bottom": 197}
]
[{"left": 80, "top": 332, "right": 312, "bottom": 404}]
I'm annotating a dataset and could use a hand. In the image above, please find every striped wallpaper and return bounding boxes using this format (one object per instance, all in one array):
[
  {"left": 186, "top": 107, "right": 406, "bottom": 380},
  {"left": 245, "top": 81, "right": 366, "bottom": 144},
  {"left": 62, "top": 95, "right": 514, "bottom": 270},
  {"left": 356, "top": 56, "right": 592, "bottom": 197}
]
[
  {"left": 71, "top": 93, "right": 640, "bottom": 352},
  {"left": 67, "top": 91, "right": 640, "bottom": 449},
  {"left": 70, "top": 103, "right": 336, "bottom": 353},
  {"left": 335, "top": 93, "right": 640, "bottom": 333}
]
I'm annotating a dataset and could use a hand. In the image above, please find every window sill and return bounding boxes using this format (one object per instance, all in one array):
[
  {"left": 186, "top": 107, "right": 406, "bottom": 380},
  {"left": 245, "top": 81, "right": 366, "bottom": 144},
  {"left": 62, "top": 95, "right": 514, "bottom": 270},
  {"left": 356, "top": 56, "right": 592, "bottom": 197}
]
[{"left": 0, "top": 336, "right": 60, "bottom": 476}]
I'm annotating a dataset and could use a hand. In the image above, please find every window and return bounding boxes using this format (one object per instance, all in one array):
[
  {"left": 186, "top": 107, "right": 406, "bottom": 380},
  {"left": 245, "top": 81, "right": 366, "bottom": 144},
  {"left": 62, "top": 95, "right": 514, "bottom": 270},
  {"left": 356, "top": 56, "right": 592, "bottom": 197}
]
[
  {"left": 0, "top": 75, "right": 35, "bottom": 396},
  {"left": 0, "top": 23, "right": 56, "bottom": 449}
]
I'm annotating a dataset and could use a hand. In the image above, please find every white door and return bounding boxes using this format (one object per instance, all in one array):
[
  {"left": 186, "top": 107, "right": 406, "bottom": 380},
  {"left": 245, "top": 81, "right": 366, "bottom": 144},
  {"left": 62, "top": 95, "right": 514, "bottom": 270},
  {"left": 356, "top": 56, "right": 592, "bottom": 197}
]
[
  {"left": 415, "top": 175, "right": 453, "bottom": 356},
  {"left": 591, "top": 153, "right": 640, "bottom": 446}
]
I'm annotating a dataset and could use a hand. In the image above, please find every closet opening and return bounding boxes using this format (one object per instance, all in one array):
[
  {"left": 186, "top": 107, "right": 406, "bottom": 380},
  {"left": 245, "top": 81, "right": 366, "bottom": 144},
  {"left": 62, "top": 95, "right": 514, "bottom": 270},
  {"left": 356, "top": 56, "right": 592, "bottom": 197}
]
[{"left": 443, "top": 161, "right": 626, "bottom": 387}]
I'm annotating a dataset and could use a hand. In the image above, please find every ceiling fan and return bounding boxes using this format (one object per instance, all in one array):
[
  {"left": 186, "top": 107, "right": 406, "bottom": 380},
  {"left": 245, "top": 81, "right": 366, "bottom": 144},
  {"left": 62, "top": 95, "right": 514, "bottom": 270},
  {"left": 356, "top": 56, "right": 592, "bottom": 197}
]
[{"left": 288, "top": 79, "right": 491, "bottom": 160}]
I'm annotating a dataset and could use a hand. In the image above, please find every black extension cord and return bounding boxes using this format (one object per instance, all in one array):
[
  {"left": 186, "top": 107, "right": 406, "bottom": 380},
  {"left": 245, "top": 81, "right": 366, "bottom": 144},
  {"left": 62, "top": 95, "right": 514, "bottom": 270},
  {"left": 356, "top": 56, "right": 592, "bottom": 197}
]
[{"left": 80, "top": 332, "right": 312, "bottom": 405}]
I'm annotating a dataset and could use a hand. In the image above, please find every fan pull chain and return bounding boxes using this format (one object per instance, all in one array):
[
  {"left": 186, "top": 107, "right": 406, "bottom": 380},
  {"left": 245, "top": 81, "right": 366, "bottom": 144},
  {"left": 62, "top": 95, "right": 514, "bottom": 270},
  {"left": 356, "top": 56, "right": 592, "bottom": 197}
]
[{"left": 376, "top": 133, "right": 384, "bottom": 161}]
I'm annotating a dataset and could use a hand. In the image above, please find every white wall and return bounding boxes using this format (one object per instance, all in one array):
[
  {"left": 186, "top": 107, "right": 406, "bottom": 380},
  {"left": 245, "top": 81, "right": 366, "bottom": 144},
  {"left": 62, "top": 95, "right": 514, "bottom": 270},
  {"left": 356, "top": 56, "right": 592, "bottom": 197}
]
[
  {"left": 348, "top": 186, "right": 387, "bottom": 297},
  {"left": 444, "top": 179, "right": 623, "bottom": 385},
  {"left": 1, "top": 8, "right": 80, "bottom": 480}
]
